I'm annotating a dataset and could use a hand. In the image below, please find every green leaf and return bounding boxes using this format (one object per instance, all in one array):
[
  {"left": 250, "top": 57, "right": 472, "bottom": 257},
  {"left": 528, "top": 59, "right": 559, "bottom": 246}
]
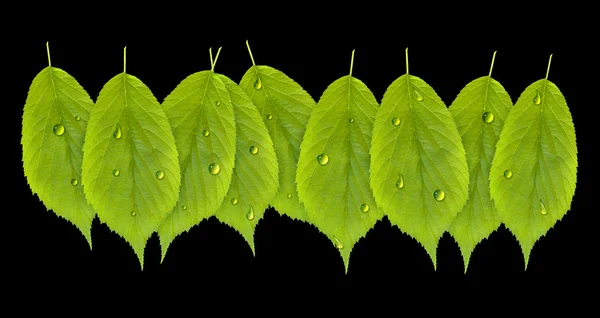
[
  {"left": 239, "top": 56, "right": 315, "bottom": 222},
  {"left": 214, "top": 74, "right": 278, "bottom": 254},
  {"left": 370, "top": 73, "right": 469, "bottom": 269},
  {"left": 22, "top": 60, "right": 96, "bottom": 248},
  {"left": 82, "top": 58, "right": 181, "bottom": 269},
  {"left": 489, "top": 76, "right": 577, "bottom": 269},
  {"left": 157, "top": 69, "right": 236, "bottom": 262},
  {"left": 296, "top": 58, "right": 382, "bottom": 273},
  {"left": 447, "top": 58, "right": 513, "bottom": 271}
]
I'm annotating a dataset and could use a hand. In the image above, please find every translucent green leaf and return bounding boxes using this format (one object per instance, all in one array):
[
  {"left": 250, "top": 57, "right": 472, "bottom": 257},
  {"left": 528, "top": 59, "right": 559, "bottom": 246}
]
[
  {"left": 214, "top": 74, "right": 278, "bottom": 254},
  {"left": 370, "top": 73, "right": 469, "bottom": 269},
  {"left": 157, "top": 68, "right": 236, "bottom": 262},
  {"left": 296, "top": 58, "right": 382, "bottom": 273},
  {"left": 82, "top": 57, "right": 181, "bottom": 269},
  {"left": 22, "top": 59, "right": 96, "bottom": 248},
  {"left": 447, "top": 54, "right": 513, "bottom": 271},
  {"left": 239, "top": 50, "right": 315, "bottom": 222},
  {"left": 490, "top": 75, "right": 577, "bottom": 269}
]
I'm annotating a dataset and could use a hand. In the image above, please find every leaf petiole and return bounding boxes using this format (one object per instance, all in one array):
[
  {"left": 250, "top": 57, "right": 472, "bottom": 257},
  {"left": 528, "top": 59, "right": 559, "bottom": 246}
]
[
  {"left": 489, "top": 51, "right": 497, "bottom": 77},
  {"left": 405, "top": 47, "right": 409, "bottom": 75},
  {"left": 124, "top": 46, "right": 127, "bottom": 74},
  {"left": 46, "top": 41, "right": 51, "bottom": 67},
  {"left": 246, "top": 40, "right": 256, "bottom": 66},
  {"left": 210, "top": 47, "right": 223, "bottom": 72},
  {"left": 349, "top": 49, "right": 355, "bottom": 77},
  {"left": 546, "top": 54, "right": 553, "bottom": 80}
]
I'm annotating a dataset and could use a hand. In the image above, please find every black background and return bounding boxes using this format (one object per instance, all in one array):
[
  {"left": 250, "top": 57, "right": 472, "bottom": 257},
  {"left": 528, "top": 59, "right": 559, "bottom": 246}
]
[{"left": 7, "top": 5, "right": 594, "bottom": 297}]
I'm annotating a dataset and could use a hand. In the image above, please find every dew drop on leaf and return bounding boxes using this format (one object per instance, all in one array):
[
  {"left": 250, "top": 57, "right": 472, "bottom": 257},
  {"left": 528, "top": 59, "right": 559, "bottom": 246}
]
[
  {"left": 71, "top": 179, "right": 78, "bottom": 186},
  {"left": 155, "top": 170, "right": 165, "bottom": 180},
  {"left": 540, "top": 199, "right": 548, "bottom": 215},
  {"left": 392, "top": 117, "right": 401, "bottom": 126},
  {"left": 112, "top": 169, "right": 120, "bottom": 177},
  {"left": 534, "top": 90, "right": 542, "bottom": 105},
  {"left": 215, "top": 101, "right": 221, "bottom": 106},
  {"left": 202, "top": 129, "right": 210, "bottom": 137},
  {"left": 360, "top": 203, "right": 370, "bottom": 213},
  {"left": 113, "top": 124, "right": 122, "bottom": 140},
  {"left": 231, "top": 197, "right": 238, "bottom": 205},
  {"left": 53, "top": 124, "right": 65, "bottom": 136},
  {"left": 482, "top": 111, "right": 495, "bottom": 124},
  {"left": 75, "top": 115, "right": 81, "bottom": 121},
  {"left": 181, "top": 205, "right": 187, "bottom": 210},
  {"left": 266, "top": 114, "right": 273, "bottom": 120},
  {"left": 246, "top": 205, "right": 255, "bottom": 221},
  {"left": 333, "top": 236, "right": 344, "bottom": 249},
  {"left": 254, "top": 77, "right": 262, "bottom": 90},
  {"left": 209, "top": 163, "right": 221, "bottom": 175},
  {"left": 249, "top": 145, "right": 259, "bottom": 155},
  {"left": 504, "top": 169, "right": 513, "bottom": 179},
  {"left": 413, "top": 88, "right": 424, "bottom": 101},
  {"left": 396, "top": 174, "right": 405, "bottom": 189},
  {"left": 433, "top": 189, "right": 446, "bottom": 202},
  {"left": 317, "top": 153, "right": 329, "bottom": 166},
  {"left": 349, "top": 118, "right": 355, "bottom": 123},
  {"left": 287, "top": 193, "right": 292, "bottom": 199},
  {"left": 131, "top": 211, "right": 136, "bottom": 217}
]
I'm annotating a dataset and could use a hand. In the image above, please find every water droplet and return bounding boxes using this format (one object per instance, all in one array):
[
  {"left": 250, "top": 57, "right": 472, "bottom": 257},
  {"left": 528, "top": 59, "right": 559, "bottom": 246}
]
[
  {"left": 254, "top": 77, "right": 262, "bottom": 90},
  {"left": 433, "top": 189, "right": 446, "bottom": 202},
  {"left": 209, "top": 163, "right": 221, "bottom": 175},
  {"left": 504, "top": 170, "right": 513, "bottom": 179},
  {"left": 113, "top": 169, "right": 120, "bottom": 177},
  {"left": 540, "top": 199, "right": 548, "bottom": 215},
  {"left": 266, "top": 114, "right": 273, "bottom": 120},
  {"left": 53, "top": 124, "right": 65, "bottom": 136},
  {"left": 396, "top": 174, "right": 405, "bottom": 189},
  {"left": 317, "top": 153, "right": 329, "bottom": 166},
  {"left": 333, "top": 236, "right": 344, "bottom": 249},
  {"left": 181, "top": 205, "right": 187, "bottom": 210},
  {"left": 287, "top": 193, "right": 292, "bottom": 199},
  {"left": 534, "top": 90, "right": 542, "bottom": 105},
  {"left": 71, "top": 179, "right": 78, "bottom": 186},
  {"left": 113, "top": 124, "right": 122, "bottom": 140},
  {"left": 413, "top": 88, "right": 424, "bottom": 101},
  {"left": 131, "top": 211, "right": 136, "bottom": 216},
  {"left": 250, "top": 145, "right": 259, "bottom": 155},
  {"left": 482, "top": 112, "right": 495, "bottom": 124},
  {"left": 349, "top": 118, "right": 355, "bottom": 123},
  {"left": 231, "top": 197, "right": 238, "bottom": 205},
  {"left": 202, "top": 130, "right": 210, "bottom": 137},
  {"left": 246, "top": 205, "right": 255, "bottom": 221},
  {"left": 360, "top": 203, "right": 370, "bottom": 213},
  {"left": 215, "top": 101, "right": 221, "bottom": 106},
  {"left": 75, "top": 115, "right": 81, "bottom": 121},
  {"left": 155, "top": 170, "right": 165, "bottom": 180},
  {"left": 392, "top": 117, "right": 401, "bottom": 126}
]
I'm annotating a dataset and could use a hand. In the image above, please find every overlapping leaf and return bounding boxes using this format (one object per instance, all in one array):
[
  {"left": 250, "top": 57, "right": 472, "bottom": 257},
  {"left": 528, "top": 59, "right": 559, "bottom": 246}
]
[
  {"left": 448, "top": 68, "right": 513, "bottom": 271},
  {"left": 22, "top": 62, "right": 96, "bottom": 248},
  {"left": 489, "top": 78, "right": 577, "bottom": 268},
  {"left": 82, "top": 68, "right": 181, "bottom": 269},
  {"left": 214, "top": 74, "right": 278, "bottom": 254},
  {"left": 370, "top": 74, "right": 469, "bottom": 269},
  {"left": 157, "top": 69, "right": 236, "bottom": 261},
  {"left": 240, "top": 59, "right": 315, "bottom": 222},
  {"left": 296, "top": 70, "right": 382, "bottom": 273}
]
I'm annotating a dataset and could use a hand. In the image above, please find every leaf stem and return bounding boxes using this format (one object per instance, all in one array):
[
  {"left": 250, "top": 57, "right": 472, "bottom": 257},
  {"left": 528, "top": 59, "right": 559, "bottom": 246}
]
[
  {"left": 546, "top": 54, "right": 553, "bottom": 80},
  {"left": 246, "top": 40, "right": 256, "bottom": 66},
  {"left": 405, "top": 47, "right": 409, "bottom": 76},
  {"left": 46, "top": 41, "right": 51, "bottom": 67},
  {"left": 212, "top": 47, "right": 222, "bottom": 72},
  {"left": 349, "top": 49, "right": 355, "bottom": 77},
  {"left": 489, "top": 51, "right": 497, "bottom": 77},
  {"left": 209, "top": 47, "right": 214, "bottom": 70},
  {"left": 124, "top": 46, "right": 127, "bottom": 74}
]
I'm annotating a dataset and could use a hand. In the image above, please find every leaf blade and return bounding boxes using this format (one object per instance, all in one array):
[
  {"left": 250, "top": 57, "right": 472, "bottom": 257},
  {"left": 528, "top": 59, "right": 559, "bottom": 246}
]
[
  {"left": 489, "top": 79, "right": 577, "bottom": 268},
  {"left": 22, "top": 66, "right": 96, "bottom": 247},
  {"left": 82, "top": 73, "right": 181, "bottom": 269},
  {"left": 296, "top": 75, "right": 382, "bottom": 272},
  {"left": 369, "top": 74, "right": 469, "bottom": 269}
]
